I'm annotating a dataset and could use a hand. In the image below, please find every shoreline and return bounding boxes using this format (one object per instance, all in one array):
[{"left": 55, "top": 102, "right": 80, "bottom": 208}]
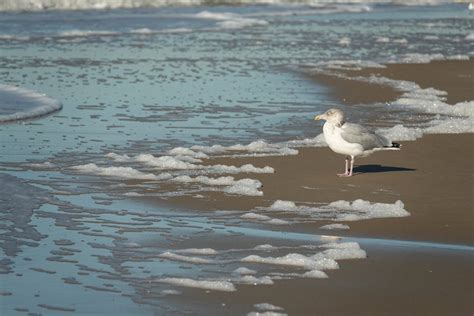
[
  {"left": 160, "top": 133, "right": 473, "bottom": 246},
  {"left": 309, "top": 58, "right": 473, "bottom": 106},
  {"left": 143, "top": 58, "right": 473, "bottom": 314},
  {"left": 151, "top": 59, "right": 473, "bottom": 246}
]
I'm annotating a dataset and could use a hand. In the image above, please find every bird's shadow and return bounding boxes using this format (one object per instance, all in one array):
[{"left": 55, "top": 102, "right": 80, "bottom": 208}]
[{"left": 353, "top": 164, "right": 415, "bottom": 174}]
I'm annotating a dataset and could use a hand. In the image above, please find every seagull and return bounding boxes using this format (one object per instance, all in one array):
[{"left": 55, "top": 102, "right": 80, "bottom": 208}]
[{"left": 314, "top": 108, "right": 400, "bottom": 177}]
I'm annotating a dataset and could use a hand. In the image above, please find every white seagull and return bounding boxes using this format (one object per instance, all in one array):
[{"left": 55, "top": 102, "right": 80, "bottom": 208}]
[{"left": 315, "top": 108, "right": 400, "bottom": 177}]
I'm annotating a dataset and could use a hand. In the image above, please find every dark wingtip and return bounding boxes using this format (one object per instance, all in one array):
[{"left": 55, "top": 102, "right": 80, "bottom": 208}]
[{"left": 383, "top": 142, "right": 401, "bottom": 149}]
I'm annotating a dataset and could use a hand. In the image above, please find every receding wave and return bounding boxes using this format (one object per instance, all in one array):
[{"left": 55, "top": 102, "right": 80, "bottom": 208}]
[
  {"left": 0, "top": 0, "right": 462, "bottom": 12},
  {"left": 0, "top": 84, "right": 62, "bottom": 123}
]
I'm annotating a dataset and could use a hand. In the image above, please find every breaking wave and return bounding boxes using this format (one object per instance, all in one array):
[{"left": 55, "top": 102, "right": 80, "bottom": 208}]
[{"left": 0, "top": 84, "right": 62, "bottom": 123}]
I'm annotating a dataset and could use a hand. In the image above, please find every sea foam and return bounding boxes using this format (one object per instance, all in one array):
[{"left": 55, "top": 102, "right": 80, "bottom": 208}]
[
  {"left": 175, "top": 248, "right": 217, "bottom": 255},
  {"left": 159, "top": 252, "right": 213, "bottom": 264},
  {"left": 241, "top": 253, "right": 339, "bottom": 270},
  {"left": 106, "top": 152, "right": 274, "bottom": 173},
  {"left": 71, "top": 163, "right": 168, "bottom": 180},
  {"left": 172, "top": 175, "right": 263, "bottom": 196},
  {"left": 306, "top": 59, "right": 473, "bottom": 144},
  {"left": 258, "top": 199, "right": 409, "bottom": 222},
  {"left": 157, "top": 277, "right": 236, "bottom": 292},
  {"left": 193, "top": 10, "right": 268, "bottom": 29},
  {"left": 254, "top": 303, "right": 284, "bottom": 312}
]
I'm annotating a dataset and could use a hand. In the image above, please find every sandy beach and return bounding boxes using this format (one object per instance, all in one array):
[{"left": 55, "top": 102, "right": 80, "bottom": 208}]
[
  {"left": 1, "top": 4, "right": 473, "bottom": 315},
  {"left": 163, "top": 59, "right": 474, "bottom": 245},
  {"left": 155, "top": 59, "right": 474, "bottom": 315}
]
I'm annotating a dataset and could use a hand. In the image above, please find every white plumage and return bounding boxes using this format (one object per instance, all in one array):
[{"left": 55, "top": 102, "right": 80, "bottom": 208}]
[{"left": 315, "top": 108, "right": 400, "bottom": 177}]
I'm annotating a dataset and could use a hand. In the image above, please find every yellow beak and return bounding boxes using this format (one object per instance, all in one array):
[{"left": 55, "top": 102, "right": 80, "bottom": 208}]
[{"left": 314, "top": 115, "right": 321, "bottom": 121}]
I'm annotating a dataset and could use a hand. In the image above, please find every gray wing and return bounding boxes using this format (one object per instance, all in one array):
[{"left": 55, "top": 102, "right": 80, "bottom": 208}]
[{"left": 340, "top": 123, "right": 390, "bottom": 150}]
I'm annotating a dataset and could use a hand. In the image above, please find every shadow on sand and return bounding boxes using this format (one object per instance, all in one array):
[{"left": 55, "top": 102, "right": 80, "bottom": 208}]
[{"left": 354, "top": 164, "right": 416, "bottom": 174}]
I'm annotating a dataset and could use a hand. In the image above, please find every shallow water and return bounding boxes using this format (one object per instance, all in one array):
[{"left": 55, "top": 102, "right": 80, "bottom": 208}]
[{"left": 0, "top": 2, "right": 473, "bottom": 315}]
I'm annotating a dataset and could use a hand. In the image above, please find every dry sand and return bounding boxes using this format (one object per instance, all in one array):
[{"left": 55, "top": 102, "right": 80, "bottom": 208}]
[{"left": 157, "top": 59, "right": 473, "bottom": 315}]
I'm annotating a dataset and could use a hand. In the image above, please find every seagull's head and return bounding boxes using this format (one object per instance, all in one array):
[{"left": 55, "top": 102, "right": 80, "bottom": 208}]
[{"left": 314, "top": 108, "right": 345, "bottom": 127}]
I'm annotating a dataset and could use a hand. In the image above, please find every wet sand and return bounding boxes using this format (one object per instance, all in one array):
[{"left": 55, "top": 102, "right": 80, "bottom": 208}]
[
  {"left": 179, "top": 245, "right": 473, "bottom": 316},
  {"left": 156, "top": 59, "right": 473, "bottom": 315},
  {"left": 311, "top": 58, "right": 473, "bottom": 105},
  {"left": 168, "top": 133, "right": 473, "bottom": 246},
  {"left": 164, "top": 60, "right": 474, "bottom": 246}
]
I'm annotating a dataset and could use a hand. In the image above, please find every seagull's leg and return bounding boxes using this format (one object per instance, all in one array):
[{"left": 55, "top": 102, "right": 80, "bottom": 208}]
[
  {"left": 337, "top": 156, "right": 350, "bottom": 176},
  {"left": 348, "top": 156, "right": 354, "bottom": 176}
]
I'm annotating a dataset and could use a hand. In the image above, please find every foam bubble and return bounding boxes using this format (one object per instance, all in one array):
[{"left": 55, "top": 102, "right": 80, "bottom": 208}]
[
  {"left": 161, "top": 289, "right": 181, "bottom": 295},
  {"left": 236, "top": 275, "right": 274, "bottom": 285},
  {"left": 377, "top": 124, "right": 423, "bottom": 141},
  {"left": 393, "top": 38, "right": 408, "bottom": 44},
  {"left": 159, "top": 252, "right": 213, "bottom": 264},
  {"left": 191, "top": 140, "right": 298, "bottom": 157},
  {"left": 228, "top": 140, "right": 298, "bottom": 156},
  {"left": 320, "top": 60, "right": 386, "bottom": 71},
  {"left": 376, "top": 36, "right": 390, "bottom": 43},
  {"left": 105, "top": 152, "right": 132, "bottom": 162},
  {"left": 223, "top": 178, "right": 263, "bottom": 196},
  {"left": 338, "top": 37, "right": 351, "bottom": 46},
  {"left": 268, "top": 200, "right": 298, "bottom": 211},
  {"left": 0, "top": 34, "right": 30, "bottom": 41},
  {"left": 217, "top": 18, "right": 268, "bottom": 29},
  {"left": 262, "top": 199, "right": 410, "bottom": 221},
  {"left": 316, "top": 242, "right": 367, "bottom": 260},
  {"left": 254, "top": 303, "right": 284, "bottom": 312},
  {"left": 175, "top": 248, "right": 217, "bottom": 255},
  {"left": 59, "top": 30, "right": 119, "bottom": 37},
  {"left": 265, "top": 218, "right": 290, "bottom": 225},
  {"left": 241, "top": 253, "right": 339, "bottom": 270},
  {"left": 172, "top": 175, "right": 263, "bottom": 196},
  {"left": 194, "top": 10, "right": 268, "bottom": 29},
  {"left": 247, "top": 312, "right": 288, "bottom": 316},
  {"left": 107, "top": 152, "right": 274, "bottom": 174},
  {"left": 123, "top": 192, "right": 145, "bottom": 197},
  {"left": 157, "top": 277, "right": 236, "bottom": 292},
  {"left": 446, "top": 54, "right": 470, "bottom": 61},
  {"left": 194, "top": 11, "right": 238, "bottom": 20},
  {"left": 71, "top": 163, "right": 168, "bottom": 180},
  {"left": 210, "top": 164, "right": 274, "bottom": 174},
  {"left": 326, "top": 199, "right": 409, "bottom": 221},
  {"left": 423, "top": 116, "right": 474, "bottom": 134},
  {"left": 465, "top": 33, "right": 474, "bottom": 41},
  {"left": 136, "top": 154, "right": 198, "bottom": 169},
  {"left": 233, "top": 267, "right": 257, "bottom": 275},
  {"left": 130, "top": 28, "right": 154, "bottom": 34},
  {"left": 286, "top": 133, "right": 327, "bottom": 148},
  {"left": 241, "top": 213, "right": 272, "bottom": 221},
  {"left": 254, "top": 244, "right": 277, "bottom": 251},
  {"left": 27, "top": 161, "right": 55, "bottom": 169},
  {"left": 301, "top": 270, "right": 328, "bottom": 278},
  {"left": 173, "top": 175, "right": 235, "bottom": 186},
  {"left": 319, "top": 223, "right": 350, "bottom": 230}
]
